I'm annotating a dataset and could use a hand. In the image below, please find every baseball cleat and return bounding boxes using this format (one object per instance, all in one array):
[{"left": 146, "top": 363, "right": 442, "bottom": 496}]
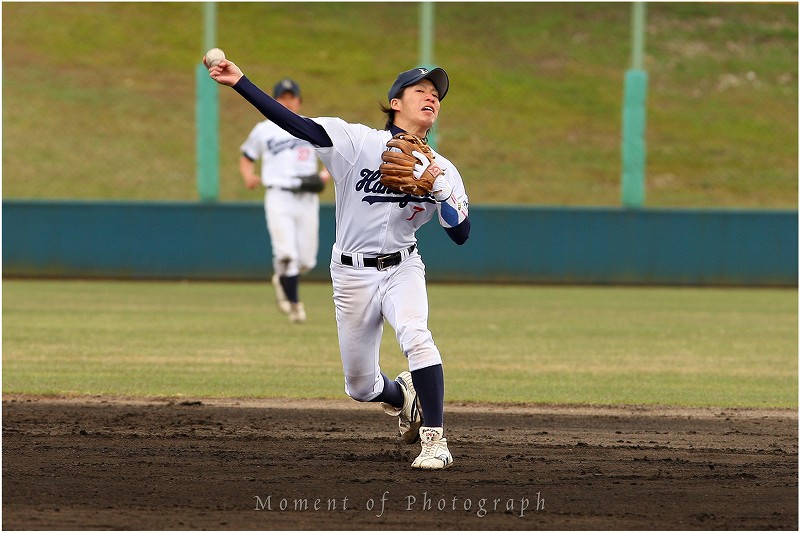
[
  {"left": 381, "top": 371, "right": 423, "bottom": 443},
  {"left": 412, "top": 426, "right": 453, "bottom": 469},
  {"left": 288, "top": 302, "right": 306, "bottom": 323},
  {"left": 271, "top": 274, "right": 292, "bottom": 314}
]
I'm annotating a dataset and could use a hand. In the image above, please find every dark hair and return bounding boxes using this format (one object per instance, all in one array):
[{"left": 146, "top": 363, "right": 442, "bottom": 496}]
[
  {"left": 379, "top": 102, "right": 396, "bottom": 130},
  {"left": 379, "top": 87, "right": 406, "bottom": 130}
]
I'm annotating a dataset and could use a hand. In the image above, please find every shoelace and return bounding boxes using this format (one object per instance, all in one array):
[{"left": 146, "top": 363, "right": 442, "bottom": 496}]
[{"left": 420, "top": 440, "right": 437, "bottom": 456}]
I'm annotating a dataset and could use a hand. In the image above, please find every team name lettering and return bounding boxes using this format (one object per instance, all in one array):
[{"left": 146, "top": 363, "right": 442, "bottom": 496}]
[
  {"left": 355, "top": 168, "right": 394, "bottom": 195},
  {"left": 266, "top": 138, "right": 310, "bottom": 155},
  {"left": 357, "top": 168, "right": 436, "bottom": 208}
]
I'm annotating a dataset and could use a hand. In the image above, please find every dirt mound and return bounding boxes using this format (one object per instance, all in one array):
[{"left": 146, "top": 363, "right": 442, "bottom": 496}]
[{"left": 3, "top": 396, "right": 797, "bottom": 530}]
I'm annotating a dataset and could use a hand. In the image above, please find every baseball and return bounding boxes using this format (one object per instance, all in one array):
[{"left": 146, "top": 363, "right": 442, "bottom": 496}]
[{"left": 204, "top": 48, "right": 225, "bottom": 68}]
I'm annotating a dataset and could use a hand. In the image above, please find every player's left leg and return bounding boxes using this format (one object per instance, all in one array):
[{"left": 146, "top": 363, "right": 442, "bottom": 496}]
[
  {"left": 285, "top": 193, "right": 320, "bottom": 323},
  {"left": 268, "top": 191, "right": 305, "bottom": 322},
  {"left": 266, "top": 190, "right": 299, "bottom": 317},
  {"left": 295, "top": 192, "right": 320, "bottom": 274},
  {"left": 329, "top": 260, "right": 404, "bottom": 408}
]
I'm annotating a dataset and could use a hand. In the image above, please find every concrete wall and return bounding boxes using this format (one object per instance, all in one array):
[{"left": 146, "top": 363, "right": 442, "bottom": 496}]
[{"left": 3, "top": 200, "right": 796, "bottom": 286}]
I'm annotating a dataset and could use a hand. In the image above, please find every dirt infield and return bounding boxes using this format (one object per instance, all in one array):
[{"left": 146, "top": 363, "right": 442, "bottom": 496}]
[{"left": 3, "top": 395, "right": 797, "bottom": 530}]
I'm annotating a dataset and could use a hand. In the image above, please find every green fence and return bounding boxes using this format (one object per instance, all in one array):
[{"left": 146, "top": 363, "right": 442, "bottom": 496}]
[{"left": 3, "top": 200, "right": 796, "bottom": 286}]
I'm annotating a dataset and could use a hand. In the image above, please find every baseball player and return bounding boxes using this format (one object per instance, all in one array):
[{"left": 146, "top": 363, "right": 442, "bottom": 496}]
[
  {"left": 238, "top": 78, "right": 330, "bottom": 323},
  {"left": 207, "top": 55, "right": 470, "bottom": 470}
]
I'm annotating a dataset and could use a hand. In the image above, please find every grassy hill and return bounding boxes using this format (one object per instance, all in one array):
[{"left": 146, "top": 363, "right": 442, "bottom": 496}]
[{"left": 2, "top": 2, "right": 797, "bottom": 207}]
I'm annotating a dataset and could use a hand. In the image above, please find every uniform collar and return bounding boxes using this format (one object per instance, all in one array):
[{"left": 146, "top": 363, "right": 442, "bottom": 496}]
[{"left": 389, "top": 124, "right": 427, "bottom": 143}]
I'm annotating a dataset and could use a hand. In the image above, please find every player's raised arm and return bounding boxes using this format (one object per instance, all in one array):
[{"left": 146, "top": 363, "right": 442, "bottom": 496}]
[{"left": 204, "top": 51, "right": 332, "bottom": 148}]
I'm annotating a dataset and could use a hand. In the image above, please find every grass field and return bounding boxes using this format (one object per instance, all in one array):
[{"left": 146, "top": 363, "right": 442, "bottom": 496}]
[
  {"left": 3, "top": 279, "right": 796, "bottom": 408},
  {"left": 2, "top": 2, "right": 796, "bottom": 207}
]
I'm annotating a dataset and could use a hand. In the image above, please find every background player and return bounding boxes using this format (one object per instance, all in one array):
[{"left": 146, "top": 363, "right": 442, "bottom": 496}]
[
  {"left": 238, "top": 79, "right": 330, "bottom": 323},
  {"left": 208, "top": 55, "right": 470, "bottom": 469}
]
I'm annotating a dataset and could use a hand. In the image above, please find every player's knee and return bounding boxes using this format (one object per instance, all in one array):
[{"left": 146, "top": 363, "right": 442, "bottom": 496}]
[
  {"left": 274, "top": 256, "right": 300, "bottom": 277},
  {"left": 344, "top": 374, "right": 381, "bottom": 402},
  {"left": 273, "top": 257, "right": 290, "bottom": 276},
  {"left": 346, "top": 387, "right": 377, "bottom": 402},
  {"left": 299, "top": 260, "right": 317, "bottom": 274}
]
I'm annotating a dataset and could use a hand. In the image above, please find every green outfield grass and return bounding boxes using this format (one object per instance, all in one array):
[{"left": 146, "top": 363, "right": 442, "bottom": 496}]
[
  {"left": 2, "top": 3, "right": 796, "bottom": 208},
  {"left": 3, "top": 279, "right": 796, "bottom": 408}
]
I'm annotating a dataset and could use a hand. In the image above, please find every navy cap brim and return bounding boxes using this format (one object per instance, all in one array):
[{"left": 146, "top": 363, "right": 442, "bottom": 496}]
[{"left": 388, "top": 67, "right": 449, "bottom": 102}]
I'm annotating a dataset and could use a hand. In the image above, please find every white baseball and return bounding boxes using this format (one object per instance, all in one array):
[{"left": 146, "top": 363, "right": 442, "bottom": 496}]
[{"left": 205, "top": 48, "right": 225, "bottom": 68}]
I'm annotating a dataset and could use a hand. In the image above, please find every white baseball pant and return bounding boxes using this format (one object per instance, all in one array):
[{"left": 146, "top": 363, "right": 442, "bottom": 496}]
[
  {"left": 330, "top": 247, "right": 443, "bottom": 402},
  {"left": 265, "top": 188, "right": 319, "bottom": 277}
]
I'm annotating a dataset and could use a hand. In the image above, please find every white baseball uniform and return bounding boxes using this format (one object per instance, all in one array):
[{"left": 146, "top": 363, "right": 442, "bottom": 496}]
[
  {"left": 240, "top": 120, "right": 321, "bottom": 278},
  {"left": 310, "top": 117, "right": 469, "bottom": 401},
  {"left": 229, "top": 74, "right": 469, "bottom": 413}
]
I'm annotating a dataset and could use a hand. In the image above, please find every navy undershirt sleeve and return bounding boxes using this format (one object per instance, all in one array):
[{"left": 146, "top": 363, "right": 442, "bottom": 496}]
[
  {"left": 444, "top": 218, "right": 470, "bottom": 245},
  {"left": 233, "top": 75, "right": 333, "bottom": 148}
]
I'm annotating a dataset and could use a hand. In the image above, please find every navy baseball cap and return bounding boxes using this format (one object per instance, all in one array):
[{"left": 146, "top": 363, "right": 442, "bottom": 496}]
[
  {"left": 273, "top": 78, "right": 301, "bottom": 98},
  {"left": 388, "top": 67, "right": 449, "bottom": 102}
]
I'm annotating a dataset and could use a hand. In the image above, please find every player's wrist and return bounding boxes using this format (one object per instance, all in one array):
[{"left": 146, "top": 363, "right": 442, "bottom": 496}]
[{"left": 431, "top": 174, "right": 452, "bottom": 202}]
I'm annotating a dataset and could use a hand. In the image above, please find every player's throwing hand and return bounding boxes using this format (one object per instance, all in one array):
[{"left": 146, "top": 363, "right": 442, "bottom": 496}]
[{"left": 205, "top": 53, "right": 243, "bottom": 87}]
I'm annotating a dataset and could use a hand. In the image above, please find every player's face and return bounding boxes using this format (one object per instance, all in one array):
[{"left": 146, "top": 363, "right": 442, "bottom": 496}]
[
  {"left": 392, "top": 79, "right": 440, "bottom": 133},
  {"left": 276, "top": 93, "right": 302, "bottom": 113}
]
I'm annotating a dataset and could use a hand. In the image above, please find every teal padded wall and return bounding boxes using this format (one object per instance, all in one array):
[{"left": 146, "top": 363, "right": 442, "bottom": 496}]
[{"left": 3, "top": 200, "right": 796, "bottom": 286}]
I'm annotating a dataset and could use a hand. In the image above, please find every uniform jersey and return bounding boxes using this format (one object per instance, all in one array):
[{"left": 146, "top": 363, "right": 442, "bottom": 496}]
[
  {"left": 228, "top": 73, "right": 465, "bottom": 465},
  {"left": 311, "top": 117, "right": 468, "bottom": 255},
  {"left": 240, "top": 120, "right": 320, "bottom": 189}
]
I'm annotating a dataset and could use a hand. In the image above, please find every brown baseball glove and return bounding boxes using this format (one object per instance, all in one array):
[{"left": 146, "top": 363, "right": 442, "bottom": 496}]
[{"left": 379, "top": 132, "right": 443, "bottom": 196}]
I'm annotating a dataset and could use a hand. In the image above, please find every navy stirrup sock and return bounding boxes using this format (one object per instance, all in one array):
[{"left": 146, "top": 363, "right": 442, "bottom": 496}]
[
  {"left": 369, "top": 373, "right": 404, "bottom": 408},
  {"left": 278, "top": 275, "right": 300, "bottom": 303},
  {"left": 411, "top": 364, "right": 444, "bottom": 428}
]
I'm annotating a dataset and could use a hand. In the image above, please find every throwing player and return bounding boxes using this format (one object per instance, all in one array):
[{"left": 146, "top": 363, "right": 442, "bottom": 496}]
[
  {"left": 207, "top": 54, "right": 470, "bottom": 469},
  {"left": 238, "top": 78, "right": 330, "bottom": 323}
]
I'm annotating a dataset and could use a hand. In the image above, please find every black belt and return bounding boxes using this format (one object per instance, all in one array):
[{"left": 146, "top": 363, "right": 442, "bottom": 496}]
[
  {"left": 267, "top": 185, "right": 299, "bottom": 193},
  {"left": 341, "top": 245, "right": 416, "bottom": 270}
]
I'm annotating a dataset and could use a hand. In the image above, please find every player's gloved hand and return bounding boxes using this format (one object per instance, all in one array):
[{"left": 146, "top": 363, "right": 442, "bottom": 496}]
[
  {"left": 412, "top": 150, "right": 443, "bottom": 183},
  {"left": 379, "top": 132, "right": 438, "bottom": 196},
  {"left": 412, "top": 150, "right": 451, "bottom": 201}
]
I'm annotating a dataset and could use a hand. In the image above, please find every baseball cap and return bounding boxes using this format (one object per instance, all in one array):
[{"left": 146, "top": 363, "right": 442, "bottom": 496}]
[
  {"left": 273, "top": 78, "right": 301, "bottom": 98},
  {"left": 387, "top": 67, "right": 449, "bottom": 102}
]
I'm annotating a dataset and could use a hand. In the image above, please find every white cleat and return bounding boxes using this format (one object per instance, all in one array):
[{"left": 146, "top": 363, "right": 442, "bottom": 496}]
[
  {"left": 272, "top": 274, "right": 291, "bottom": 315},
  {"left": 382, "top": 371, "right": 423, "bottom": 443},
  {"left": 288, "top": 302, "right": 306, "bottom": 323},
  {"left": 412, "top": 426, "right": 453, "bottom": 469}
]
